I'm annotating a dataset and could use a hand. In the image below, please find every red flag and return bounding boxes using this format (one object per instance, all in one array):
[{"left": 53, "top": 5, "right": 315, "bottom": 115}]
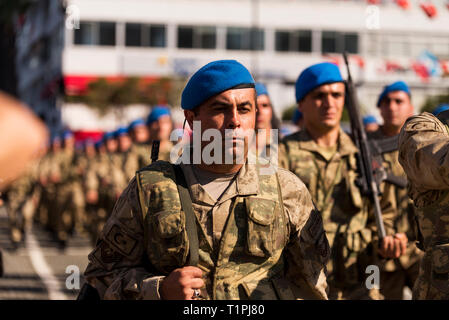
[
  {"left": 396, "top": 0, "right": 410, "bottom": 10},
  {"left": 411, "top": 62, "right": 430, "bottom": 81},
  {"left": 420, "top": 3, "right": 438, "bottom": 18},
  {"left": 367, "top": 0, "right": 381, "bottom": 4}
]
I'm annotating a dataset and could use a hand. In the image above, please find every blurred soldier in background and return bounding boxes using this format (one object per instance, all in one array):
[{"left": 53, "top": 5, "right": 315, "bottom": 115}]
[
  {"left": 254, "top": 83, "right": 281, "bottom": 161},
  {"left": 40, "top": 136, "right": 62, "bottom": 233},
  {"left": 146, "top": 105, "right": 173, "bottom": 161},
  {"left": 124, "top": 119, "right": 150, "bottom": 181},
  {"left": 368, "top": 81, "right": 423, "bottom": 299},
  {"left": 51, "top": 131, "right": 79, "bottom": 248},
  {"left": 363, "top": 115, "right": 379, "bottom": 133},
  {"left": 85, "top": 132, "right": 126, "bottom": 245},
  {"left": 432, "top": 103, "right": 449, "bottom": 116},
  {"left": 279, "top": 62, "right": 402, "bottom": 300},
  {"left": 5, "top": 163, "right": 37, "bottom": 248},
  {"left": 399, "top": 109, "right": 449, "bottom": 299},
  {"left": 292, "top": 109, "right": 304, "bottom": 130}
]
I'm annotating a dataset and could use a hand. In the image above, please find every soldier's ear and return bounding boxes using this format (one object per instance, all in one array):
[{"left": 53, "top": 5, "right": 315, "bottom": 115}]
[{"left": 297, "top": 102, "right": 303, "bottom": 113}]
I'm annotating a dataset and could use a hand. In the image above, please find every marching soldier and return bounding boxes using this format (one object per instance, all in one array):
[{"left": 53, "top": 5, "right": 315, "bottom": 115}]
[
  {"left": 279, "top": 62, "right": 401, "bottom": 300},
  {"left": 146, "top": 105, "right": 173, "bottom": 161},
  {"left": 368, "top": 81, "right": 423, "bottom": 299},
  {"left": 399, "top": 109, "right": 449, "bottom": 299},
  {"left": 85, "top": 132, "right": 126, "bottom": 245},
  {"left": 51, "top": 131, "right": 78, "bottom": 248},
  {"left": 83, "top": 60, "right": 330, "bottom": 300},
  {"left": 254, "top": 83, "right": 280, "bottom": 161},
  {"left": 124, "top": 119, "right": 151, "bottom": 181}
]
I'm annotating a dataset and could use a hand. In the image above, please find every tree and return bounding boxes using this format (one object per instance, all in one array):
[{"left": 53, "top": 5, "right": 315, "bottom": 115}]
[{"left": 67, "top": 76, "right": 186, "bottom": 119}]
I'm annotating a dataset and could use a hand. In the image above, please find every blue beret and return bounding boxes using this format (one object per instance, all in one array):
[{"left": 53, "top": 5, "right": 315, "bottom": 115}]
[
  {"left": 128, "top": 119, "right": 145, "bottom": 131},
  {"left": 146, "top": 106, "right": 171, "bottom": 125},
  {"left": 51, "top": 135, "right": 61, "bottom": 143},
  {"left": 103, "top": 131, "right": 115, "bottom": 141},
  {"left": 292, "top": 109, "right": 303, "bottom": 124},
  {"left": 255, "top": 83, "right": 269, "bottom": 97},
  {"left": 94, "top": 139, "right": 103, "bottom": 148},
  {"left": 295, "top": 62, "right": 343, "bottom": 102},
  {"left": 63, "top": 130, "right": 74, "bottom": 140},
  {"left": 377, "top": 81, "right": 411, "bottom": 107},
  {"left": 114, "top": 126, "right": 129, "bottom": 138},
  {"left": 181, "top": 60, "right": 255, "bottom": 110},
  {"left": 363, "top": 115, "right": 378, "bottom": 125},
  {"left": 432, "top": 104, "right": 449, "bottom": 116}
]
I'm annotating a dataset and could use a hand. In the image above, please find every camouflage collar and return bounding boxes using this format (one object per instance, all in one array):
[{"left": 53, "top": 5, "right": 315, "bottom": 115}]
[
  {"left": 180, "top": 161, "right": 259, "bottom": 206},
  {"left": 297, "top": 128, "right": 358, "bottom": 160}
]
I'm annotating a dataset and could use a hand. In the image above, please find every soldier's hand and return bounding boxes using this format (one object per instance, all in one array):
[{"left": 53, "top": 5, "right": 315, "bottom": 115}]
[
  {"left": 379, "top": 235, "right": 404, "bottom": 259},
  {"left": 394, "top": 232, "right": 408, "bottom": 256},
  {"left": 86, "top": 190, "right": 98, "bottom": 204},
  {"left": 160, "top": 266, "right": 204, "bottom": 300},
  {"left": 51, "top": 174, "right": 60, "bottom": 183}
]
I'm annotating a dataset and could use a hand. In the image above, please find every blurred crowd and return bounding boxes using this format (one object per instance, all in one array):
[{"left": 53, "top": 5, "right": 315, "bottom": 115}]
[{"left": 1, "top": 105, "right": 176, "bottom": 249}]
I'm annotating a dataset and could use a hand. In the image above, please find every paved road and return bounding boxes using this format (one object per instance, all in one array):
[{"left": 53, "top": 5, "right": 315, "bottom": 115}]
[{"left": 0, "top": 207, "right": 92, "bottom": 300}]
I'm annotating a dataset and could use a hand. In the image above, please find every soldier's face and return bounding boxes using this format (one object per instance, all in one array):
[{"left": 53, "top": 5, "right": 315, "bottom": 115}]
[
  {"left": 299, "top": 82, "right": 345, "bottom": 132},
  {"left": 106, "top": 138, "right": 118, "bottom": 153},
  {"left": 119, "top": 135, "right": 132, "bottom": 152},
  {"left": 256, "top": 94, "right": 273, "bottom": 130},
  {"left": 133, "top": 126, "right": 149, "bottom": 143},
  {"left": 185, "top": 88, "right": 256, "bottom": 163},
  {"left": 379, "top": 91, "right": 413, "bottom": 130},
  {"left": 149, "top": 116, "right": 172, "bottom": 141}
]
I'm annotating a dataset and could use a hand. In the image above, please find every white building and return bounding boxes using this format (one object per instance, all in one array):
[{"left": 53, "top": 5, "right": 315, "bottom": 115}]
[{"left": 63, "top": 0, "right": 449, "bottom": 129}]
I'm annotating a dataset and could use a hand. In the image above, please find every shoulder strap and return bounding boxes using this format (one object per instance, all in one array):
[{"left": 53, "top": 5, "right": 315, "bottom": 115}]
[{"left": 172, "top": 164, "right": 199, "bottom": 267}]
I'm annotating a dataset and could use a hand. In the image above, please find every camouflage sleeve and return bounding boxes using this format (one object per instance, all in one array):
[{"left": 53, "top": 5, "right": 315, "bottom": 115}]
[
  {"left": 124, "top": 151, "right": 139, "bottom": 182},
  {"left": 85, "top": 163, "right": 99, "bottom": 192},
  {"left": 399, "top": 112, "right": 449, "bottom": 191},
  {"left": 84, "top": 178, "right": 163, "bottom": 300},
  {"left": 278, "top": 168, "right": 330, "bottom": 300},
  {"left": 278, "top": 142, "right": 290, "bottom": 170}
]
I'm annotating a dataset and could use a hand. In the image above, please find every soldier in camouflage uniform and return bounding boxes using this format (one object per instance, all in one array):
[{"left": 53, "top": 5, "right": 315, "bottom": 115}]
[
  {"left": 279, "top": 62, "right": 403, "bottom": 300},
  {"left": 368, "top": 81, "right": 423, "bottom": 299},
  {"left": 115, "top": 126, "right": 133, "bottom": 185},
  {"left": 50, "top": 131, "right": 80, "bottom": 247},
  {"left": 73, "top": 138, "right": 97, "bottom": 235},
  {"left": 84, "top": 60, "right": 330, "bottom": 300},
  {"left": 85, "top": 132, "right": 126, "bottom": 245},
  {"left": 399, "top": 110, "right": 449, "bottom": 299},
  {"left": 39, "top": 136, "right": 62, "bottom": 232},
  {"left": 124, "top": 119, "right": 151, "bottom": 182},
  {"left": 146, "top": 106, "right": 174, "bottom": 161},
  {"left": 5, "top": 162, "right": 38, "bottom": 247},
  {"left": 253, "top": 83, "right": 281, "bottom": 163}
]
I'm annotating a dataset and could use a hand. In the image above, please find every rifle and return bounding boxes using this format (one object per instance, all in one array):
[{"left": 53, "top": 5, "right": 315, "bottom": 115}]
[
  {"left": 151, "top": 140, "right": 160, "bottom": 163},
  {"left": 343, "top": 52, "right": 386, "bottom": 242}
]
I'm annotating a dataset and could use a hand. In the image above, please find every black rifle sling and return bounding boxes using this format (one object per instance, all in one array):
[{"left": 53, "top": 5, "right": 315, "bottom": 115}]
[{"left": 173, "top": 164, "right": 199, "bottom": 267}]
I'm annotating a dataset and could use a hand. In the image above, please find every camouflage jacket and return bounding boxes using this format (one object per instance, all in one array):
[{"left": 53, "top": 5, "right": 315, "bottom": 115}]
[
  {"left": 279, "top": 128, "right": 396, "bottom": 289},
  {"left": 368, "top": 128, "right": 423, "bottom": 271},
  {"left": 399, "top": 111, "right": 449, "bottom": 299},
  {"left": 85, "top": 153, "right": 126, "bottom": 196},
  {"left": 84, "top": 160, "right": 330, "bottom": 300},
  {"left": 123, "top": 143, "right": 151, "bottom": 182}
]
